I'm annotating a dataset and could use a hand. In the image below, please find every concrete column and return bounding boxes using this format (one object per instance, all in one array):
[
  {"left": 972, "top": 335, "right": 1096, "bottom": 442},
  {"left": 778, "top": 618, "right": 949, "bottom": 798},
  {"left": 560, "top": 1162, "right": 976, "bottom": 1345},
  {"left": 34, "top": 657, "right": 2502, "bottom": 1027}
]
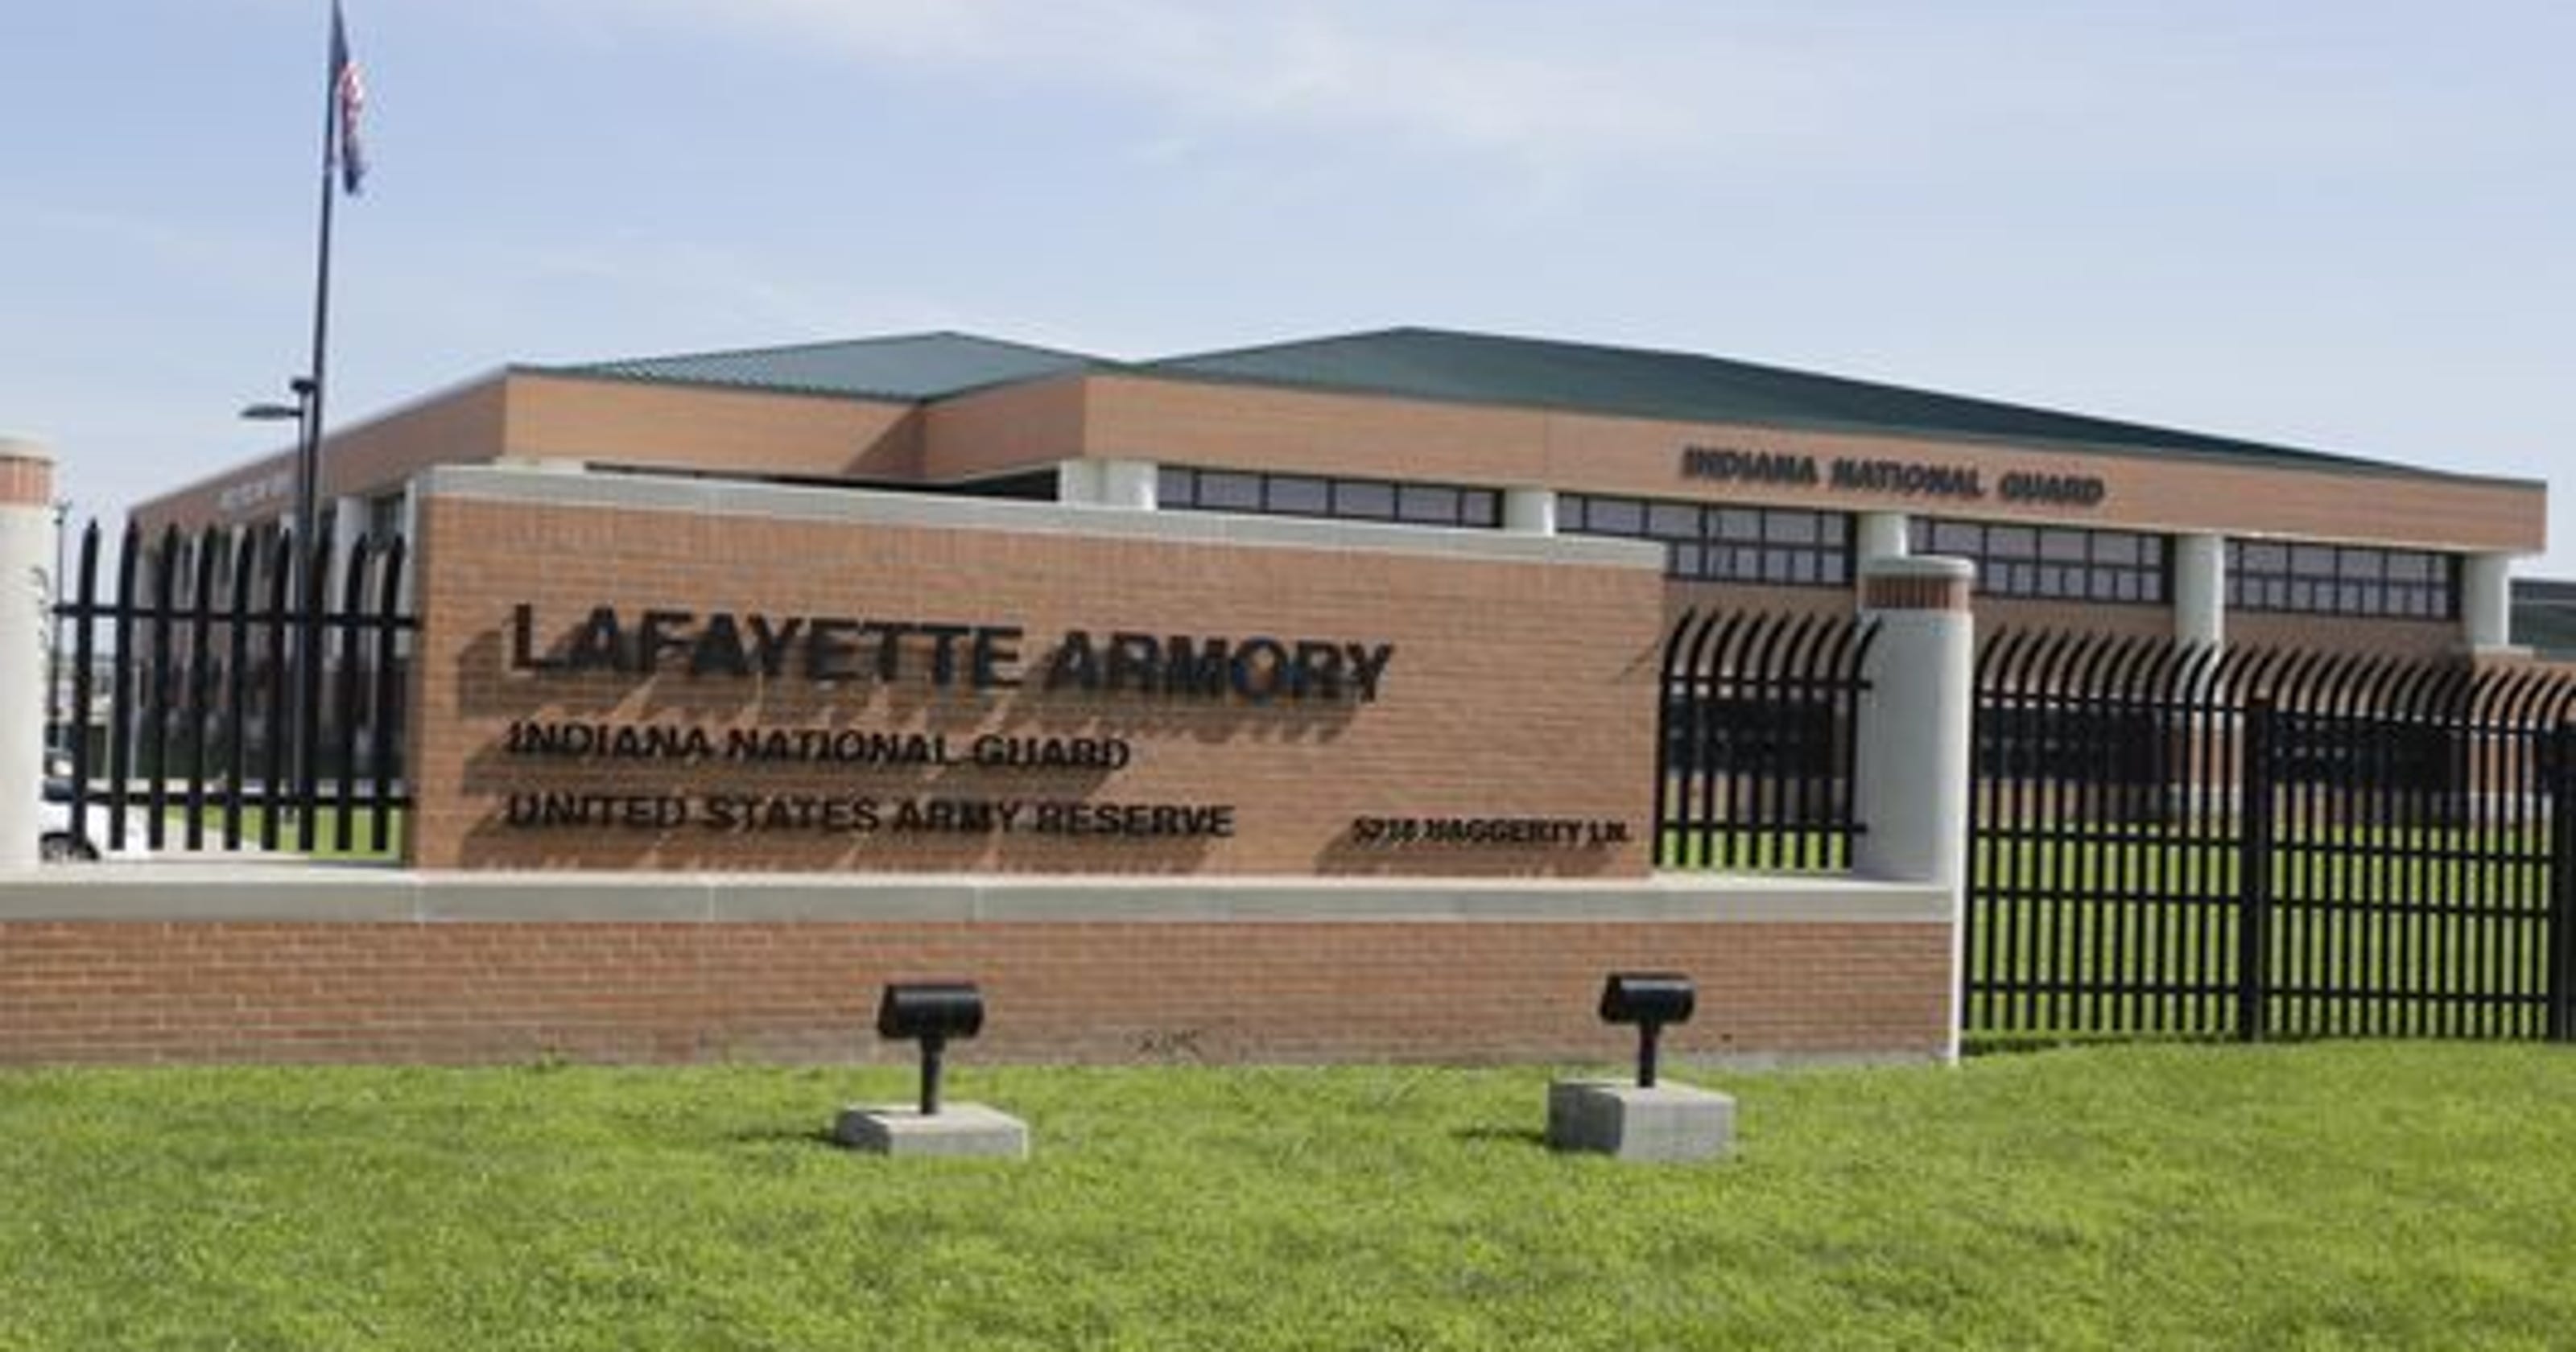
[
  {"left": 394, "top": 483, "right": 418, "bottom": 609},
  {"left": 0, "top": 437, "right": 56, "bottom": 870},
  {"left": 1850, "top": 554, "right": 1975, "bottom": 1061},
  {"left": 1096, "top": 459, "right": 1158, "bottom": 511},
  {"left": 327, "top": 494, "right": 368, "bottom": 602},
  {"left": 1503, "top": 486, "right": 1557, "bottom": 534},
  {"left": 1855, "top": 511, "right": 1909, "bottom": 567},
  {"left": 2174, "top": 533, "right": 2224, "bottom": 649},
  {"left": 332, "top": 495, "right": 366, "bottom": 543},
  {"left": 1055, "top": 460, "right": 1101, "bottom": 505},
  {"left": 2463, "top": 552, "right": 2512, "bottom": 650}
]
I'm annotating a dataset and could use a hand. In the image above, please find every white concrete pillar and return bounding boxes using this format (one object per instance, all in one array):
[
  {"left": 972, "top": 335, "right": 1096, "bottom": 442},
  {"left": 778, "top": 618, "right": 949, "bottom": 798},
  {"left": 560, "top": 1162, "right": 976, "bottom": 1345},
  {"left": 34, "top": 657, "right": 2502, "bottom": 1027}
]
[
  {"left": 332, "top": 495, "right": 366, "bottom": 544},
  {"left": 394, "top": 483, "right": 419, "bottom": 609},
  {"left": 0, "top": 437, "right": 56, "bottom": 869},
  {"left": 1856, "top": 511, "right": 1909, "bottom": 567},
  {"left": 327, "top": 494, "right": 368, "bottom": 602},
  {"left": 1503, "top": 486, "right": 1557, "bottom": 534},
  {"left": 2463, "top": 552, "right": 2512, "bottom": 650},
  {"left": 1055, "top": 460, "right": 1102, "bottom": 505},
  {"left": 1850, "top": 554, "right": 1976, "bottom": 1061},
  {"left": 2174, "top": 533, "right": 2224, "bottom": 649},
  {"left": 1096, "top": 459, "right": 1158, "bottom": 511}
]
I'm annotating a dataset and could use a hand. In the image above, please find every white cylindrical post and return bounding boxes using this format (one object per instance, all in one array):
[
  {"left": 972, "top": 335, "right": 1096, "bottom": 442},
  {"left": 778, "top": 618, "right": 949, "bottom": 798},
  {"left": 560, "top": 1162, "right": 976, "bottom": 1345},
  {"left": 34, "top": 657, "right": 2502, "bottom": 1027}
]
[
  {"left": 0, "top": 436, "right": 56, "bottom": 870},
  {"left": 1856, "top": 511, "right": 1909, "bottom": 568},
  {"left": 2174, "top": 533, "right": 2224, "bottom": 649},
  {"left": 1096, "top": 459, "right": 1159, "bottom": 511},
  {"left": 1503, "top": 486, "right": 1557, "bottom": 534},
  {"left": 1055, "top": 460, "right": 1102, "bottom": 505},
  {"left": 2463, "top": 552, "right": 2512, "bottom": 650},
  {"left": 1850, "top": 554, "right": 1975, "bottom": 1061},
  {"left": 329, "top": 494, "right": 368, "bottom": 600},
  {"left": 332, "top": 494, "right": 366, "bottom": 544}
]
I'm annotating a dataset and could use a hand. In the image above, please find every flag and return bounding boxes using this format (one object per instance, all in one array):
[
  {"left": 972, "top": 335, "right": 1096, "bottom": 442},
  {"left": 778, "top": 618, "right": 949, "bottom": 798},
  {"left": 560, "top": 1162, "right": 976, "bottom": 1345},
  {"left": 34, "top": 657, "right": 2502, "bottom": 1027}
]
[{"left": 331, "top": 2, "right": 367, "bottom": 195}]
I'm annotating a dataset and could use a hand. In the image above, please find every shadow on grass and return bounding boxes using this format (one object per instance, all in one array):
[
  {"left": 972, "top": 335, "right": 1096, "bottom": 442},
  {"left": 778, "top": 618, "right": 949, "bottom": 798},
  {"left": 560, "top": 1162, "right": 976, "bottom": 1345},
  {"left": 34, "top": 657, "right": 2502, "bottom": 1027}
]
[
  {"left": 1962, "top": 1032, "right": 2240, "bottom": 1059},
  {"left": 1451, "top": 1124, "right": 1550, "bottom": 1150},
  {"left": 730, "top": 1126, "right": 847, "bottom": 1150}
]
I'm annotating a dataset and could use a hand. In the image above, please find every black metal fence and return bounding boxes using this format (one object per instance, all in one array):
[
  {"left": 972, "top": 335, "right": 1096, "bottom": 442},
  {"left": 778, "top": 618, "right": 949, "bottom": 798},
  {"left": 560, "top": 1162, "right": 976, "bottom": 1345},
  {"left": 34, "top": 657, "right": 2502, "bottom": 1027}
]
[
  {"left": 1967, "top": 630, "right": 2576, "bottom": 1042},
  {"left": 56, "top": 521, "right": 414, "bottom": 855},
  {"left": 1655, "top": 610, "right": 1876, "bottom": 871}
]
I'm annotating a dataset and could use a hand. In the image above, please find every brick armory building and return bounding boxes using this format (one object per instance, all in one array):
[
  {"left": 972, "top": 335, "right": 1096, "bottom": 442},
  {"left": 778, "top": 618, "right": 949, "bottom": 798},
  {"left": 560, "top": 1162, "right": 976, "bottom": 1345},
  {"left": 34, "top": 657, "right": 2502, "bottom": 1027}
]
[
  {"left": 32, "top": 329, "right": 2559, "bottom": 1067},
  {"left": 136, "top": 327, "right": 2548, "bottom": 659}
]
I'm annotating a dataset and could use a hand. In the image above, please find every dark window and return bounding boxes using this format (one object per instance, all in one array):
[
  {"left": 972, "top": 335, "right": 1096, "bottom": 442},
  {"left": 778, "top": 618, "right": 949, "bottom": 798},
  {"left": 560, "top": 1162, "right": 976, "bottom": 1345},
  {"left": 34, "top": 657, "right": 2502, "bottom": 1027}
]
[
  {"left": 2273, "top": 712, "right": 2458, "bottom": 789},
  {"left": 1158, "top": 466, "right": 1501, "bottom": 529},
  {"left": 1397, "top": 484, "right": 1463, "bottom": 525},
  {"left": 1911, "top": 518, "right": 2168, "bottom": 604},
  {"left": 935, "top": 469, "right": 1061, "bottom": 503},
  {"left": 365, "top": 493, "right": 405, "bottom": 546},
  {"left": 1195, "top": 471, "right": 1261, "bottom": 512},
  {"left": 1562, "top": 494, "right": 1852, "bottom": 587},
  {"left": 1265, "top": 476, "right": 1328, "bottom": 514},
  {"left": 1662, "top": 695, "right": 1843, "bottom": 783},
  {"left": 1334, "top": 480, "right": 1396, "bottom": 519},
  {"left": 1976, "top": 707, "right": 2168, "bottom": 785},
  {"left": 2226, "top": 540, "right": 2458, "bottom": 619}
]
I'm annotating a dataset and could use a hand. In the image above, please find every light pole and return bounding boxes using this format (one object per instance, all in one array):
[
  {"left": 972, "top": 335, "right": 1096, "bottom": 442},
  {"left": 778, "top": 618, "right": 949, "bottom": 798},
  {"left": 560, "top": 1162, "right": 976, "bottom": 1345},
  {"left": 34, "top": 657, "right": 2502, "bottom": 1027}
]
[
  {"left": 240, "top": 377, "right": 320, "bottom": 808},
  {"left": 239, "top": 374, "right": 315, "bottom": 504},
  {"left": 47, "top": 498, "right": 66, "bottom": 773}
]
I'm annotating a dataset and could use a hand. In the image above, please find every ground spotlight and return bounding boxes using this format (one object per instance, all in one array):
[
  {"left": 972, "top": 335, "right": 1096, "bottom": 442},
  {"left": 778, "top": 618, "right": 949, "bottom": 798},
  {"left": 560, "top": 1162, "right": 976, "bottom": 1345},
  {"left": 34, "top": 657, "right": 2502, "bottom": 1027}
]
[
  {"left": 1596, "top": 972, "right": 1695, "bottom": 1088},
  {"left": 877, "top": 981, "right": 985, "bottom": 1116}
]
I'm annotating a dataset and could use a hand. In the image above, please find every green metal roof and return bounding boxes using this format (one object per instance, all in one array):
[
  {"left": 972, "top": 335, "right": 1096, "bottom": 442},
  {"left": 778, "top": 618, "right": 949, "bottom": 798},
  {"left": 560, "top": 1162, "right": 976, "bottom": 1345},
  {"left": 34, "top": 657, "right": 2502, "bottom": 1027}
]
[
  {"left": 1141, "top": 327, "right": 2438, "bottom": 478},
  {"left": 535, "top": 324, "right": 2515, "bottom": 484},
  {"left": 538, "top": 332, "right": 1102, "bottom": 402},
  {"left": 2513, "top": 580, "right": 2576, "bottom": 660}
]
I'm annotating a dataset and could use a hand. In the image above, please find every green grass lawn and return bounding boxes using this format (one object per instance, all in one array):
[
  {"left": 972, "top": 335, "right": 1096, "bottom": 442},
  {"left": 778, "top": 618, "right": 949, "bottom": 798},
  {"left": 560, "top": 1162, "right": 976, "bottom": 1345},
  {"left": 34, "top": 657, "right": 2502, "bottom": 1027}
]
[{"left": 5, "top": 1044, "right": 2574, "bottom": 1350}]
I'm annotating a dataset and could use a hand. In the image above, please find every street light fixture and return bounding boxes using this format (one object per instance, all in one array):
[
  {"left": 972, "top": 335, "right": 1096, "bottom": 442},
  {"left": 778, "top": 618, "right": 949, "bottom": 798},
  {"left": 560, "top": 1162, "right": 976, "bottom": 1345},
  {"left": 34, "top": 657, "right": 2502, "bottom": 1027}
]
[{"left": 237, "top": 375, "right": 324, "bottom": 814}]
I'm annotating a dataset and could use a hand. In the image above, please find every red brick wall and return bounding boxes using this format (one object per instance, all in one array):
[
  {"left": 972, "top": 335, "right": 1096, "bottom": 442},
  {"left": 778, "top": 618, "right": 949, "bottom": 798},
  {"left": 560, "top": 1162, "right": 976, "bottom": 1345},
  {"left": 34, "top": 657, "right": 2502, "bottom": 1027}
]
[
  {"left": 410, "top": 488, "right": 1663, "bottom": 876},
  {"left": 0, "top": 918, "right": 1950, "bottom": 1066}
]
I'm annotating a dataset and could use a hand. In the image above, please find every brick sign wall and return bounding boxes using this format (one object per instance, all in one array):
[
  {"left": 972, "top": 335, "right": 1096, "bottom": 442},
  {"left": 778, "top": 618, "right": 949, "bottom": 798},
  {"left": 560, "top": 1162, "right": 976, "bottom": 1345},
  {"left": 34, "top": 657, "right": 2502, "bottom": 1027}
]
[{"left": 407, "top": 473, "right": 1664, "bottom": 876}]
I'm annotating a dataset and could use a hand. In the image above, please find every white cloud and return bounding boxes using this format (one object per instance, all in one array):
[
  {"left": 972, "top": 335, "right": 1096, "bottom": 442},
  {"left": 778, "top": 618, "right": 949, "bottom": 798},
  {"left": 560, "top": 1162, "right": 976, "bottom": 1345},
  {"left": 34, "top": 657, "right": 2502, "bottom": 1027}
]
[
  {"left": 568, "top": 0, "right": 1837, "bottom": 171},
  {"left": 530, "top": 0, "right": 2559, "bottom": 194}
]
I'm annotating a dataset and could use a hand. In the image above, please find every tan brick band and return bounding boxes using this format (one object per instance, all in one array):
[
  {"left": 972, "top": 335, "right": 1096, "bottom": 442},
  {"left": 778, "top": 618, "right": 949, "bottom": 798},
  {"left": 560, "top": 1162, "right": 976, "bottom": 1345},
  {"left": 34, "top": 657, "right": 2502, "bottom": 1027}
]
[
  {"left": 0, "top": 917, "right": 1950, "bottom": 1065},
  {"left": 1859, "top": 557, "right": 1977, "bottom": 614},
  {"left": 1860, "top": 572, "right": 1971, "bottom": 612},
  {"left": 0, "top": 443, "right": 53, "bottom": 508}
]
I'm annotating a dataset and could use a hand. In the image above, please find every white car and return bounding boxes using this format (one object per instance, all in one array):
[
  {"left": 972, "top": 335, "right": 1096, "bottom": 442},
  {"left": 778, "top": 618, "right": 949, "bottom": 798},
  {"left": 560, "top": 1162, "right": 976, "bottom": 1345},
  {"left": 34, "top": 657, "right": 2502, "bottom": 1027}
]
[{"left": 39, "top": 780, "right": 151, "bottom": 862}]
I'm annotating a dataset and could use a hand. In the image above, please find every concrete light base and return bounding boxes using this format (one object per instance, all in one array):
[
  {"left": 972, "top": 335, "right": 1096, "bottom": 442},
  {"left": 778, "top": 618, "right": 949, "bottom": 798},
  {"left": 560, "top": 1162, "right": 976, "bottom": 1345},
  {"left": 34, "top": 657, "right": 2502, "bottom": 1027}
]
[
  {"left": 1546, "top": 1078, "right": 1735, "bottom": 1163},
  {"left": 833, "top": 1103, "right": 1030, "bottom": 1159}
]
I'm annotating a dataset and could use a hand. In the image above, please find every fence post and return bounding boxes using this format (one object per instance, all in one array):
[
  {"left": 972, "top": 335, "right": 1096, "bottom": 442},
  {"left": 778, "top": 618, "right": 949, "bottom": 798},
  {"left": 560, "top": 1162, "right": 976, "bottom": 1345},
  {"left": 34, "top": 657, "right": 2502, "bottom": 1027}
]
[
  {"left": 2238, "top": 696, "right": 2277, "bottom": 1043},
  {"left": 1851, "top": 555, "right": 1976, "bottom": 1061},
  {"left": 0, "top": 436, "right": 55, "bottom": 870},
  {"left": 2550, "top": 724, "right": 2576, "bottom": 1044}
]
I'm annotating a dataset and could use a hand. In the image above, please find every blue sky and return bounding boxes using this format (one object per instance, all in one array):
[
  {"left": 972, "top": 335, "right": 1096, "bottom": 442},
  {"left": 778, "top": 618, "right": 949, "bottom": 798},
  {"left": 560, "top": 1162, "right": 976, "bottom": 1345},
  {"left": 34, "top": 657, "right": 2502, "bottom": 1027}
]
[{"left": 4, "top": 1, "right": 2570, "bottom": 574}]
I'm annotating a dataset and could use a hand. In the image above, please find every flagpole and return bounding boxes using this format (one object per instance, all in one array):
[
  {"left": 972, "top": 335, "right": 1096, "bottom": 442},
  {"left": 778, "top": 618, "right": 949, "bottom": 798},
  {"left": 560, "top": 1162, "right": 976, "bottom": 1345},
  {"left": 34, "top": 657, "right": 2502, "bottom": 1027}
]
[
  {"left": 294, "top": 2, "right": 347, "bottom": 814},
  {"left": 301, "top": 7, "right": 337, "bottom": 557}
]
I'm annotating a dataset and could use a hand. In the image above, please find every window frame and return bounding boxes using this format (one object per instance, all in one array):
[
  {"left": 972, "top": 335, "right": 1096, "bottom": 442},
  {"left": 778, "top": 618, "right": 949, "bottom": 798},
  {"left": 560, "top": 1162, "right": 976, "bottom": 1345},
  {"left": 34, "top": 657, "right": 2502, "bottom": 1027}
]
[{"left": 1561, "top": 493, "right": 1852, "bottom": 588}]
